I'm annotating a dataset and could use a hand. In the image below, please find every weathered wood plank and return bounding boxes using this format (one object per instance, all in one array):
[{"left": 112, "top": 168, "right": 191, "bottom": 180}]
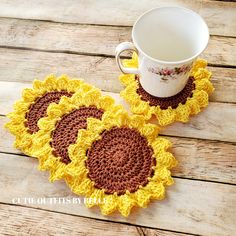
[
  {"left": 0, "top": 81, "right": 236, "bottom": 143},
  {"left": 209, "top": 67, "right": 236, "bottom": 104},
  {"left": 108, "top": 91, "right": 236, "bottom": 142},
  {"left": 0, "top": 153, "right": 235, "bottom": 236},
  {"left": 0, "top": 0, "right": 235, "bottom": 37},
  {"left": 0, "top": 49, "right": 121, "bottom": 93},
  {"left": 0, "top": 18, "right": 235, "bottom": 67},
  {"left": 0, "top": 49, "right": 235, "bottom": 104},
  {"left": 0, "top": 204, "right": 190, "bottom": 236},
  {"left": 157, "top": 103, "right": 236, "bottom": 143},
  {"left": 1, "top": 116, "right": 235, "bottom": 184}
]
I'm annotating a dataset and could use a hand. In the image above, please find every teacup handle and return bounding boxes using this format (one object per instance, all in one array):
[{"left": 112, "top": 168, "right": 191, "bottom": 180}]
[{"left": 115, "top": 42, "right": 140, "bottom": 74}]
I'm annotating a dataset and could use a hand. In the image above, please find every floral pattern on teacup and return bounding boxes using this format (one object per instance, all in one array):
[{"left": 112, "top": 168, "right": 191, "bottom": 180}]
[{"left": 148, "top": 64, "right": 192, "bottom": 83}]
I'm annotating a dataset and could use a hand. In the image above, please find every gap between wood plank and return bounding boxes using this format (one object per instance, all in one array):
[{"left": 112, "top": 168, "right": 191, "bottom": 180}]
[
  {"left": 0, "top": 48, "right": 235, "bottom": 104},
  {"left": 0, "top": 149, "right": 235, "bottom": 187},
  {"left": 0, "top": 17, "right": 235, "bottom": 67},
  {"left": 0, "top": 202, "right": 199, "bottom": 236},
  {"left": 1, "top": 111, "right": 236, "bottom": 145},
  {"left": 0, "top": 16, "right": 134, "bottom": 28},
  {"left": 0, "top": 45, "right": 235, "bottom": 70},
  {"left": 0, "top": 0, "right": 235, "bottom": 38},
  {"left": 0, "top": 15, "right": 235, "bottom": 39},
  {"left": 1, "top": 80, "right": 236, "bottom": 143},
  {"left": 1, "top": 150, "right": 235, "bottom": 235}
]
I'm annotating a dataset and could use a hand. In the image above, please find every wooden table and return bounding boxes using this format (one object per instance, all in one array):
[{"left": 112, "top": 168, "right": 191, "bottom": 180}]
[{"left": 0, "top": 1, "right": 235, "bottom": 235}]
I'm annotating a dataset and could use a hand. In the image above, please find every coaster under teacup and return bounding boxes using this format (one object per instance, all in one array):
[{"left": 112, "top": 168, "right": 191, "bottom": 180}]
[
  {"left": 119, "top": 53, "right": 214, "bottom": 126},
  {"left": 5, "top": 74, "right": 92, "bottom": 156}
]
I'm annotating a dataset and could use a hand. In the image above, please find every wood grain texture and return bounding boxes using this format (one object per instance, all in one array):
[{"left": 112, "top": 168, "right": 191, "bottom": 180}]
[
  {"left": 106, "top": 91, "right": 236, "bottom": 143},
  {"left": 0, "top": 0, "right": 235, "bottom": 37},
  {"left": 0, "top": 18, "right": 235, "bottom": 67},
  {"left": 0, "top": 1, "right": 235, "bottom": 236},
  {"left": 0, "top": 81, "right": 236, "bottom": 143},
  {"left": 209, "top": 67, "right": 236, "bottom": 104},
  {"left": 0, "top": 204, "right": 191, "bottom": 236},
  {"left": 0, "top": 49, "right": 235, "bottom": 104},
  {"left": 1, "top": 116, "right": 235, "bottom": 184},
  {"left": 157, "top": 102, "right": 236, "bottom": 142},
  {"left": 0, "top": 153, "right": 235, "bottom": 236}
]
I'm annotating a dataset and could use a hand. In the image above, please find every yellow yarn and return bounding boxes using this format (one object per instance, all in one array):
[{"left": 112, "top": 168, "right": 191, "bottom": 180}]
[
  {"left": 5, "top": 74, "right": 88, "bottom": 156},
  {"left": 64, "top": 106, "right": 177, "bottom": 217},
  {"left": 119, "top": 53, "right": 214, "bottom": 126},
  {"left": 32, "top": 86, "right": 122, "bottom": 182}
]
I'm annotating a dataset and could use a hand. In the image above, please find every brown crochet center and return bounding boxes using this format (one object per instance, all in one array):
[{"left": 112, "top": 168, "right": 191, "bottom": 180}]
[
  {"left": 137, "top": 76, "right": 195, "bottom": 109},
  {"left": 86, "top": 127, "right": 156, "bottom": 195},
  {"left": 25, "top": 91, "right": 73, "bottom": 134},
  {"left": 51, "top": 106, "right": 104, "bottom": 164}
]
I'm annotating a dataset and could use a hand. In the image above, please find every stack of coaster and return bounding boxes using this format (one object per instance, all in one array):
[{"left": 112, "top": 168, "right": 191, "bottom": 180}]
[
  {"left": 5, "top": 74, "right": 90, "bottom": 156},
  {"left": 119, "top": 53, "right": 214, "bottom": 126},
  {"left": 5, "top": 75, "right": 177, "bottom": 217}
]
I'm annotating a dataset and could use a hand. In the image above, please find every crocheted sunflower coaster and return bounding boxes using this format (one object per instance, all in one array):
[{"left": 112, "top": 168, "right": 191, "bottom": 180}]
[
  {"left": 32, "top": 87, "right": 121, "bottom": 181},
  {"left": 65, "top": 107, "right": 177, "bottom": 217},
  {"left": 5, "top": 74, "right": 91, "bottom": 156},
  {"left": 119, "top": 53, "right": 214, "bottom": 126}
]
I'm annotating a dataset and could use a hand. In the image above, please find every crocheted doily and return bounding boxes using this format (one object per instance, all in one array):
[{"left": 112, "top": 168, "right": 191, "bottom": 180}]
[
  {"left": 5, "top": 74, "right": 91, "bottom": 156},
  {"left": 32, "top": 87, "right": 121, "bottom": 181},
  {"left": 119, "top": 53, "right": 214, "bottom": 126},
  {"left": 65, "top": 107, "right": 177, "bottom": 217}
]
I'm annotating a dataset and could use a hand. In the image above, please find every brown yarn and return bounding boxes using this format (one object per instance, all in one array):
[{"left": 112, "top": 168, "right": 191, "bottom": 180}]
[
  {"left": 137, "top": 76, "right": 195, "bottom": 109},
  {"left": 25, "top": 91, "right": 73, "bottom": 134},
  {"left": 51, "top": 106, "right": 104, "bottom": 164},
  {"left": 86, "top": 127, "right": 156, "bottom": 195}
]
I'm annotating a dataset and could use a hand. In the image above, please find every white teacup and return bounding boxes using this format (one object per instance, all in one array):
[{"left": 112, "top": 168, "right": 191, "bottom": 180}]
[{"left": 115, "top": 7, "right": 209, "bottom": 97}]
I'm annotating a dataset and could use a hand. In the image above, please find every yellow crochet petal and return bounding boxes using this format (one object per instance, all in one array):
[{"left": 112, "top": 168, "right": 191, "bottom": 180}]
[
  {"left": 185, "top": 98, "right": 201, "bottom": 115},
  {"left": 75, "top": 178, "right": 94, "bottom": 195},
  {"left": 131, "top": 100, "right": 151, "bottom": 117},
  {"left": 152, "top": 166, "right": 174, "bottom": 185},
  {"left": 49, "top": 162, "right": 68, "bottom": 182},
  {"left": 175, "top": 104, "right": 191, "bottom": 123},
  {"left": 84, "top": 189, "right": 105, "bottom": 208},
  {"left": 151, "top": 137, "right": 172, "bottom": 153},
  {"left": 193, "top": 90, "right": 209, "bottom": 108},
  {"left": 118, "top": 193, "right": 136, "bottom": 217},
  {"left": 81, "top": 88, "right": 101, "bottom": 107},
  {"left": 140, "top": 123, "right": 159, "bottom": 142},
  {"left": 22, "top": 88, "right": 38, "bottom": 102},
  {"left": 195, "top": 78, "right": 214, "bottom": 94},
  {"left": 86, "top": 118, "right": 106, "bottom": 135},
  {"left": 145, "top": 181, "right": 166, "bottom": 199},
  {"left": 119, "top": 74, "right": 136, "bottom": 87},
  {"left": 193, "top": 68, "right": 212, "bottom": 80},
  {"left": 37, "top": 117, "right": 57, "bottom": 131},
  {"left": 100, "top": 194, "right": 118, "bottom": 215},
  {"left": 66, "top": 161, "right": 87, "bottom": 179},
  {"left": 157, "top": 152, "right": 178, "bottom": 169},
  {"left": 128, "top": 115, "right": 146, "bottom": 129},
  {"left": 121, "top": 86, "right": 140, "bottom": 103},
  {"left": 32, "top": 79, "right": 45, "bottom": 90},
  {"left": 155, "top": 107, "right": 176, "bottom": 126},
  {"left": 56, "top": 75, "right": 70, "bottom": 90},
  {"left": 98, "top": 95, "right": 115, "bottom": 110},
  {"left": 134, "top": 189, "right": 152, "bottom": 208},
  {"left": 42, "top": 74, "right": 58, "bottom": 90},
  {"left": 122, "top": 53, "right": 138, "bottom": 69}
]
